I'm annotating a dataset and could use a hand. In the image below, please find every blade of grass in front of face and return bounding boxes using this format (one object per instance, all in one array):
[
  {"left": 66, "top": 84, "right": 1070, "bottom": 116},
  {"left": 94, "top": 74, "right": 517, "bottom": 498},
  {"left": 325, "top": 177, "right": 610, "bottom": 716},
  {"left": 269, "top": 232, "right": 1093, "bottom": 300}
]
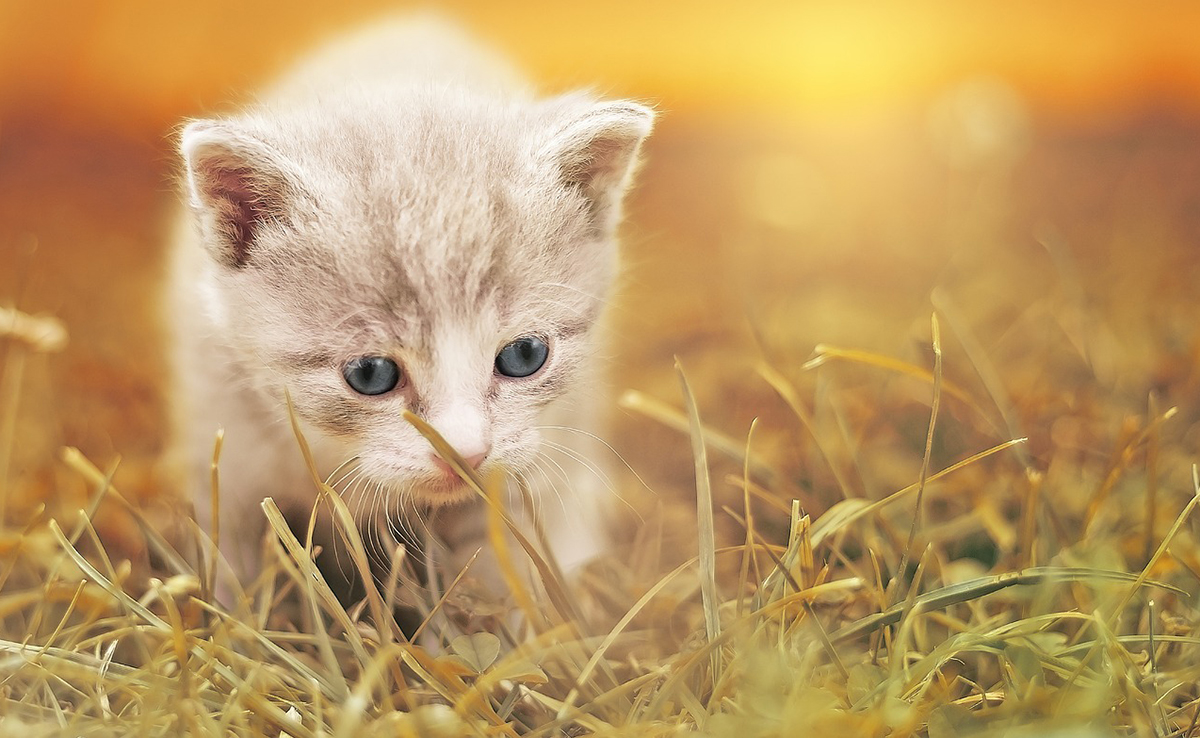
[
  {"left": 403, "top": 409, "right": 578, "bottom": 627},
  {"left": 284, "top": 392, "right": 398, "bottom": 650},
  {"left": 676, "top": 359, "right": 722, "bottom": 689}
]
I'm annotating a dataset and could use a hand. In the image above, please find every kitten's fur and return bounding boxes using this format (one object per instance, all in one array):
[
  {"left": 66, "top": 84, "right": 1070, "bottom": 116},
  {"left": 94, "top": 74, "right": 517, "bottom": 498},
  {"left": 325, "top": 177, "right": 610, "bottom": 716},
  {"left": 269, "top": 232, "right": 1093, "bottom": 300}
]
[{"left": 168, "top": 17, "right": 653, "bottom": 598}]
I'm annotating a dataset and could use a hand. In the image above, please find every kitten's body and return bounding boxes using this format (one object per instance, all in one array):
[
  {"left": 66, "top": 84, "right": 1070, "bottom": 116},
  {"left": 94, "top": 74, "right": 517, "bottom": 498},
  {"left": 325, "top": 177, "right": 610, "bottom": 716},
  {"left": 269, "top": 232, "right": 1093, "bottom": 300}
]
[{"left": 168, "top": 18, "right": 652, "bottom": 597}]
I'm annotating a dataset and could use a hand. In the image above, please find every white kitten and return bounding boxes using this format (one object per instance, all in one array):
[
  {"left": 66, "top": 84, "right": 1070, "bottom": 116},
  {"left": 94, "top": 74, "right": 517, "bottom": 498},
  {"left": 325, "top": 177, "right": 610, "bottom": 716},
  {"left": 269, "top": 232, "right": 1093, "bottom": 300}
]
[{"left": 167, "top": 17, "right": 653, "bottom": 599}]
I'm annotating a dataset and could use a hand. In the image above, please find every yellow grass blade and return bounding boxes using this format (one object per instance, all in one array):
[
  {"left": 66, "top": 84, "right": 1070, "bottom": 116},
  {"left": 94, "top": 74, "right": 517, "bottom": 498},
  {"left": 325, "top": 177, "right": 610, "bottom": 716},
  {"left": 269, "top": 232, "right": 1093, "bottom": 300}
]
[
  {"left": 831, "top": 567, "right": 1181, "bottom": 644},
  {"left": 811, "top": 437, "right": 1027, "bottom": 546},
  {"left": 618, "top": 389, "right": 779, "bottom": 484},
  {"left": 889, "top": 314, "right": 943, "bottom": 608},
  {"left": 757, "top": 361, "right": 857, "bottom": 499},
  {"left": 283, "top": 391, "right": 400, "bottom": 650},
  {"left": 402, "top": 409, "right": 579, "bottom": 627},
  {"left": 676, "top": 359, "right": 723, "bottom": 685}
]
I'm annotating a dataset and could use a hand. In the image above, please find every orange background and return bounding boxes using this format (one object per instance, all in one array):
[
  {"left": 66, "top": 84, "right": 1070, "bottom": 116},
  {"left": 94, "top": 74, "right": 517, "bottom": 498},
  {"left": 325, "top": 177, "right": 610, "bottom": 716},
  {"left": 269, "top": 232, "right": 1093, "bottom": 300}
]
[{"left": 3, "top": 1, "right": 1200, "bottom": 134}]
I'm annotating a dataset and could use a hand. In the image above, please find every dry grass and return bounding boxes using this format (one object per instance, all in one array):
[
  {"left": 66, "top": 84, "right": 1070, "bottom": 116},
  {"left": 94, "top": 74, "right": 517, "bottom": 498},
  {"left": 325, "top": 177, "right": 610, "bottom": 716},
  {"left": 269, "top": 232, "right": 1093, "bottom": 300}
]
[{"left": 5, "top": 248, "right": 1200, "bottom": 738}]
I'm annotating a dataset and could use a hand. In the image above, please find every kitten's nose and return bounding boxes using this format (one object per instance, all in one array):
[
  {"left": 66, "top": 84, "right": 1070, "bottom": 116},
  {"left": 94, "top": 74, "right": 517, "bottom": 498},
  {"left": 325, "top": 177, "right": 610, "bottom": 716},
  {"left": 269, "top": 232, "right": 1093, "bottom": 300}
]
[{"left": 431, "top": 447, "right": 489, "bottom": 476}]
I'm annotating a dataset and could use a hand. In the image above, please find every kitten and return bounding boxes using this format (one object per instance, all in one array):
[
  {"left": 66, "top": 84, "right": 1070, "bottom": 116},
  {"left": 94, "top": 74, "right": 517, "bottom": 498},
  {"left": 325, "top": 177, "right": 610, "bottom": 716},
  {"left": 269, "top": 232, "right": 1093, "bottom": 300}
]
[{"left": 167, "top": 16, "right": 654, "bottom": 600}]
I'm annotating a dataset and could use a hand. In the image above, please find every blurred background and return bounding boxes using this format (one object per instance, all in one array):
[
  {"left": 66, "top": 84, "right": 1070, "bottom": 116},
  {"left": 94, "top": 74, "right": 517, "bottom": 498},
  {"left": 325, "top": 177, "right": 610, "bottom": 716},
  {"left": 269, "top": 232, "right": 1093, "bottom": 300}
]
[{"left": 4, "top": 1, "right": 1200, "bottom": 564}]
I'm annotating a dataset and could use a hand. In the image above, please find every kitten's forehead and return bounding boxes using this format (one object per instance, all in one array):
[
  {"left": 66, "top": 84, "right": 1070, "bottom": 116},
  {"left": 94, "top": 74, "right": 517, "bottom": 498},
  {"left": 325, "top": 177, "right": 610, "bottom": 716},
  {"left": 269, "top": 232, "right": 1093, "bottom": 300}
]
[{"left": 228, "top": 87, "right": 623, "bottom": 359}]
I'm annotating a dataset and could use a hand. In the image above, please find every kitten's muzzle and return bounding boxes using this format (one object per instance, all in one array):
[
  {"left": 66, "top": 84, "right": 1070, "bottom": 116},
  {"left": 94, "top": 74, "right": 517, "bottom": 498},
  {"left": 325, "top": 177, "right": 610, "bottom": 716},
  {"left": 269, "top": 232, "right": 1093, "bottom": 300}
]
[{"left": 430, "top": 447, "right": 489, "bottom": 478}]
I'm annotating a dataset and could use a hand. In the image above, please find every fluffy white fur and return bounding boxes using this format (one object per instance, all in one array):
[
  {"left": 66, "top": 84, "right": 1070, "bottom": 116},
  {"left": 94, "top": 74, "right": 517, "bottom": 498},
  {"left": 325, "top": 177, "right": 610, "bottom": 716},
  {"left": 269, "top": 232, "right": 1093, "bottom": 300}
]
[{"left": 168, "top": 16, "right": 654, "bottom": 595}]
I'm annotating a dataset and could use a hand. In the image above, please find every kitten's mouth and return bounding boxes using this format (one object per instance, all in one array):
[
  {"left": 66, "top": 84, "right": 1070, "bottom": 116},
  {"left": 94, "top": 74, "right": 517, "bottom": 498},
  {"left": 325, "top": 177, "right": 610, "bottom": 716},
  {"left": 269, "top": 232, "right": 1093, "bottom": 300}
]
[
  {"left": 410, "top": 471, "right": 479, "bottom": 505},
  {"left": 349, "top": 458, "right": 501, "bottom": 508}
]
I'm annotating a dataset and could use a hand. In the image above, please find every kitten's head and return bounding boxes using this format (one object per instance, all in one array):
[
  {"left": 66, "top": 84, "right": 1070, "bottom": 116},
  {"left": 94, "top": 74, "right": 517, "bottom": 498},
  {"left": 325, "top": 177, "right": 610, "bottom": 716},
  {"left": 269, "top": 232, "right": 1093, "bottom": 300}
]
[{"left": 180, "top": 89, "right": 653, "bottom": 508}]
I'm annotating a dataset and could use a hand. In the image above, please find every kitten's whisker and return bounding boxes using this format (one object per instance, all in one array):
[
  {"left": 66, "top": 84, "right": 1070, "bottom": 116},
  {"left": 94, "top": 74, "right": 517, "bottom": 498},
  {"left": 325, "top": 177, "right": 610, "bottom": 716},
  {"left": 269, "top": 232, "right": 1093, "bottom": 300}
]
[
  {"left": 385, "top": 499, "right": 413, "bottom": 546},
  {"left": 333, "top": 464, "right": 368, "bottom": 494},
  {"left": 512, "top": 468, "right": 547, "bottom": 536},
  {"left": 384, "top": 490, "right": 431, "bottom": 563},
  {"left": 531, "top": 451, "right": 572, "bottom": 491},
  {"left": 384, "top": 511, "right": 406, "bottom": 551},
  {"left": 539, "top": 439, "right": 617, "bottom": 495},
  {"left": 536, "top": 424, "right": 656, "bottom": 495},
  {"left": 324, "top": 456, "right": 362, "bottom": 488},
  {"left": 511, "top": 467, "right": 535, "bottom": 510},
  {"left": 332, "top": 470, "right": 371, "bottom": 574},
  {"left": 517, "top": 467, "right": 557, "bottom": 527},
  {"left": 530, "top": 453, "right": 573, "bottom": 522},
  {"left": 366, "top": 481, "right": 394, "bottom": 572},
  {"left": 414, "top": 503, "right": 436, "bottom": 552},
  {"left": 535, "top": 431, "right": 644, "bottom": 520},
  {"left": 337, "top": 468, "right": 371, "bottom": 502},
  {"left": 360, "top": 480, "right": 378, "bottom": 563}
]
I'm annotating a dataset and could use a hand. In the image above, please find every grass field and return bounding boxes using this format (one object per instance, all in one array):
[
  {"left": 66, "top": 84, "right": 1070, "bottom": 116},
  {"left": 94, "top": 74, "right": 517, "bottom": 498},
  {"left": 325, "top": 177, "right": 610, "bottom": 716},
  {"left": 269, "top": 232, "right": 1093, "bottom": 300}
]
[{"left": 4, "top": 57, "right": 1200, "bottom": 737}]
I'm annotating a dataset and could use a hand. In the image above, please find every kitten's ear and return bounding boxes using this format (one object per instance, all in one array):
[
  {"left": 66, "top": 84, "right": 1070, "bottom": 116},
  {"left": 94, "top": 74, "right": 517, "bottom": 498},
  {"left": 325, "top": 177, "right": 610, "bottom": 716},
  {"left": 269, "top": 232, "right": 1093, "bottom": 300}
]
[
  {"left": 180, "top": 120, "right": 303, "bottom": 268},
  {"left": 545, "top": 100, "right": 655, "bottom": 235}
]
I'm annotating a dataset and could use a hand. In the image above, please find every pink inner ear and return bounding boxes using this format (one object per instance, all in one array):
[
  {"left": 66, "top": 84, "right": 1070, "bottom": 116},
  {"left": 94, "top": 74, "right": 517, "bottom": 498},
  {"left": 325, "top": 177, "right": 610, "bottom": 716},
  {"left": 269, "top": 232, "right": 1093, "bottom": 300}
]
[
  {"left": 198, "top": 163, "right": 275, "bottom": 268},
  {"left": 549, "top": 105, "right": 653, "bottom": 233}
]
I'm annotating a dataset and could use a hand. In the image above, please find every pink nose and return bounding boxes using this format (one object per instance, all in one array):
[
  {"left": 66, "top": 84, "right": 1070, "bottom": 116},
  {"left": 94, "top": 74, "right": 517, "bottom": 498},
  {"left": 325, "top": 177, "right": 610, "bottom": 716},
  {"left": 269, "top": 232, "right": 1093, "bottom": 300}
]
[{"left": 431, "top": 450, "right": 488, "bottom": 476}]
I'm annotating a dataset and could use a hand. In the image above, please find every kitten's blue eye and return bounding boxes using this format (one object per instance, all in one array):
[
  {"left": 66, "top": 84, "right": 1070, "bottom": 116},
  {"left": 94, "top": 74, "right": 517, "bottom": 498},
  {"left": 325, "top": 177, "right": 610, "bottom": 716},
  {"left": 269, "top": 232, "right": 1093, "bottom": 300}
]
[
  {"left": 495, "top": 336, "right": 549, "bottom": 378},
  {"left": 343, "top": 357, "right": 402, "bottom": 395}
]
